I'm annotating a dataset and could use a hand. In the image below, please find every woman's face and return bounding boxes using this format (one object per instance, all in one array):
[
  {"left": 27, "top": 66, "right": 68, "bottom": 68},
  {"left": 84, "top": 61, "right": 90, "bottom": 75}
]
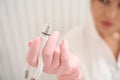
[{"left": 91, "top": 0, "right": 120, "bottom": 38}]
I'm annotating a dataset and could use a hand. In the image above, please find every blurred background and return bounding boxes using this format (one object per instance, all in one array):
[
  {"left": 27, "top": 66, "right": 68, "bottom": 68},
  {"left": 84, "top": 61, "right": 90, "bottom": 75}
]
[{"left": 0, "top": 0, "right": 86, "bottom": 79}]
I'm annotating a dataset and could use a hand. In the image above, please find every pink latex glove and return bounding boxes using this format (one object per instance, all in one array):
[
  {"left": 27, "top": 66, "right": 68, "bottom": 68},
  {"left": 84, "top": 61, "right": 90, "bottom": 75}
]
[{"left": 26, "top": 31, "right": 81, "bottom": 80}]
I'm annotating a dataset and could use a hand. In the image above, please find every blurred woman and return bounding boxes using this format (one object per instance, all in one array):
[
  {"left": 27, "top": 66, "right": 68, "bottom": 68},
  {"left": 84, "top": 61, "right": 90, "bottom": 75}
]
[{"left": 26, "top": 0, "right": 120, "bottom": 80}]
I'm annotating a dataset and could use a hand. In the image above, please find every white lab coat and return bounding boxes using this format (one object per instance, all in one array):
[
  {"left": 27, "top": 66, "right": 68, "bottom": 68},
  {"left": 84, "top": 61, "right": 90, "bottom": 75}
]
[{"left": 63, "top": 26, "right": 120, "bottom": 80}]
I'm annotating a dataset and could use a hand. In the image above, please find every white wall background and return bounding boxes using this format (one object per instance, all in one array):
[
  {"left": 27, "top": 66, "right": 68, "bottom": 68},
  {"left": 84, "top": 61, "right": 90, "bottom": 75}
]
[{"left": 0, "top": 0, "right": 87, "bottom": 80}]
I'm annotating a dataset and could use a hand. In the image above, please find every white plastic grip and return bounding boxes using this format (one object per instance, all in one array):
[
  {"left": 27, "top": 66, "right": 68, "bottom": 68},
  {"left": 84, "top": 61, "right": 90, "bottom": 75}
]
[
  {"left": 31, "top": 35, "right": 48, "bottom": 80},
  {"left": 24, "top": 25, "right": 51, "bottom": 80},
  {"left": 31, "top": 25, "right": 52, "bottom": 80}
]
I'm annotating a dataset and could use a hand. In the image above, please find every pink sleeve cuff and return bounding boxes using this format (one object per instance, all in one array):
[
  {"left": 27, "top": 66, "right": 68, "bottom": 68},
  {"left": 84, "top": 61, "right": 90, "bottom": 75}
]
[
  {"left": 57, "top": 74, "right": 81, "bottom": 80},
  {"left": 57, "top": 68, "right": 81, "bottom": 80}
]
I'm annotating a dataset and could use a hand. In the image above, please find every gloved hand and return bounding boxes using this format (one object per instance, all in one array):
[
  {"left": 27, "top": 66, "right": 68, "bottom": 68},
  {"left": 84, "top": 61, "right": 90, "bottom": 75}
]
[{"left": 26, "top": 31, "right": 81, "bottom": 80}]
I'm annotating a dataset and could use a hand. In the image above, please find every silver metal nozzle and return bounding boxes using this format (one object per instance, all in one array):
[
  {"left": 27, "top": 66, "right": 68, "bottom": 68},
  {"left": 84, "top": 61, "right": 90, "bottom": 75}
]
[{"left": 42, "top": 25, "right": 52, "bottom": 36}]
